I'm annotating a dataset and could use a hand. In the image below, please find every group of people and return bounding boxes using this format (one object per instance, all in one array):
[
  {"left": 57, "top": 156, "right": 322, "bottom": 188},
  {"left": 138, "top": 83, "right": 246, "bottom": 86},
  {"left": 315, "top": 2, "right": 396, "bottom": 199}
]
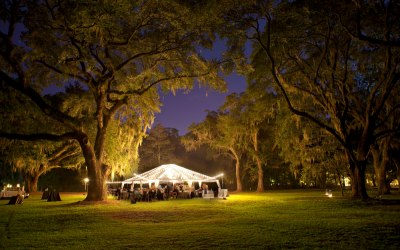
[
  {"left": 130, "top": 183, "right": 194, "bottom": 202},
  {"left": 110, "top": 182, "right": 215, "bottom": 203}
]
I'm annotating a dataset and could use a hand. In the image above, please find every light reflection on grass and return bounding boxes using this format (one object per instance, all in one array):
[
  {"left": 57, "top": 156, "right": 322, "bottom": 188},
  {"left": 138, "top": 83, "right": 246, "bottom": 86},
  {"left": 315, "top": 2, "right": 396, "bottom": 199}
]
[{"left": 0, "top": 190, "right": 399, "bottom": 249}]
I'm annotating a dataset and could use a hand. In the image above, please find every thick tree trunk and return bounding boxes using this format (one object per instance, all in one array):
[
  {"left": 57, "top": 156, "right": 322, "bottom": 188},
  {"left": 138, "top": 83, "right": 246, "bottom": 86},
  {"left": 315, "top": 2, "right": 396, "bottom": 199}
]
[
  {"left": 253, "top": 132, "right": 264, "bottom": 192},
  {"left": 31, "top": 174, "right": 39, "bottom": 192},
  {"left": 24, "top": 172, "right": 40, "bottom": 193},
  {"left": 79, "top": 139, "right": 108, "bottom": 201},
  {"left": 345, "top": 129, "right": 371, "bottom": 200},
  {"left": 235, "top": 159, "right": 242, "bottom": 192},
  {"left": 377, "top": 160, "right": 390, "bottom": 195},
  {"left": 349, "top": 161, "right": 369, "bottom": 199},
  {"left": 229, "top": 148, "right": 242, "bottom": 192},
  {"left": 256, "top": 156, "right": 264, "bottom": 192},
  {"left": 371, "top": 141, "right": 391, "bottom": 195},
  {"left": 25, "top": 174, "right": 38, "bottom": 193},
  {"left": 85, "top": 161, "right": 108, "bottom": 201}
]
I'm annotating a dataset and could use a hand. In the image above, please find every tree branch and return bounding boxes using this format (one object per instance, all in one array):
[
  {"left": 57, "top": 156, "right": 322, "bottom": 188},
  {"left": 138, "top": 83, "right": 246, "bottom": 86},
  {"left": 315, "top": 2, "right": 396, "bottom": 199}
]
[
  {"left": 258, "top": 15, "right": 347, "bottom": 148},
  {"left": 0, "top": 132, "right": 79, "bottom": 142},
  {"left": 341, "top": 1, "right": 400, "bottom": 48},
  {"left": 49, "top": 147, "right": 81, "bottom": 166},
  {"left": 34, "top": 59, "right": 87, "bottom": 82},
  {"left": 109, "top": 71, "right": 212, "bottom": 96},
  {"left": 0, "top": 71, "right": 81, "bottom": 130},
  {"left": 110, "top": 42, "right": 186, "bottom": 79},
  {"left": 47, "top": 141, "right": 79, "bottom": 162}
]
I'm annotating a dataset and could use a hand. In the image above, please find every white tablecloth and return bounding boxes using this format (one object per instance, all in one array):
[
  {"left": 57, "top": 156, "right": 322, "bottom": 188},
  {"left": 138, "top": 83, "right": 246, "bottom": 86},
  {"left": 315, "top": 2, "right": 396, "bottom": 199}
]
[{"left": 1, "top": 190, "right": 22, "bottom": 198}]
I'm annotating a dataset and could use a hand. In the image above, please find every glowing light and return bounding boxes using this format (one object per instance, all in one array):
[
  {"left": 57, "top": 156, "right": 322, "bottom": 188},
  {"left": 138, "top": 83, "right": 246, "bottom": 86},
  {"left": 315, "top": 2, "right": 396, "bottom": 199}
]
[{"left": 84, "top": 178, "right": 89, "bottom": 192}]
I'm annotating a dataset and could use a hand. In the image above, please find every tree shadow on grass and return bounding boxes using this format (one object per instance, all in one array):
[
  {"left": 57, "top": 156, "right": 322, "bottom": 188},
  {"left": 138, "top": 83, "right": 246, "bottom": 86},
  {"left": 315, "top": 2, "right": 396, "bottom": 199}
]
[{"left": 57, "top": 199, "right": 122, "bottom": 207}]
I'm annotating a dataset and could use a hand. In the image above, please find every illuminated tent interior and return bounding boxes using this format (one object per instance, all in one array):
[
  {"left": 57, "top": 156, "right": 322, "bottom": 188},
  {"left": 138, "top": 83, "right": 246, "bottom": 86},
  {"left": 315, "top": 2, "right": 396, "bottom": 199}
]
[{"left": 121, "top": 163, "right": 221, "bottom": 189}]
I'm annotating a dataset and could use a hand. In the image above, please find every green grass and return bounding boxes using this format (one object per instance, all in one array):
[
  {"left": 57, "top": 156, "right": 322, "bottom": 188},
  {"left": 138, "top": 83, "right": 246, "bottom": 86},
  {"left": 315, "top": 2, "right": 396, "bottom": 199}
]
[{"left": 1, "top": 190, "right": 400, "bottom": 249}]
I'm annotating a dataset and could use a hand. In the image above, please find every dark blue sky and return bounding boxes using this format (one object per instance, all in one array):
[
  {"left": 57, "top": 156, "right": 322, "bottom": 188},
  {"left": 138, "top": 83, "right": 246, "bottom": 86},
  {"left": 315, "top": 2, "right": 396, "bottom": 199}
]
[
  {"left": 154, "top": 73, "right": 247, "bottom": 135},
  {"left": 154, "top": 37, "right": 251, "bottom": 135}
]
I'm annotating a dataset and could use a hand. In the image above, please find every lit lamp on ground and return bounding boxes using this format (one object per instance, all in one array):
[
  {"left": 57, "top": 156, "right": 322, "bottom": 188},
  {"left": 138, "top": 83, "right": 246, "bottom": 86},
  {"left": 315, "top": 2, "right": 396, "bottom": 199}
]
[
  {"left": 215, "top": 173, "right": 227, "bottom": 200},
  {"left": 324, "top": 189, "right": 333, "bottom": 198},
  {"left": 84, "top": 178, "right": 89, "bottom": 193}
]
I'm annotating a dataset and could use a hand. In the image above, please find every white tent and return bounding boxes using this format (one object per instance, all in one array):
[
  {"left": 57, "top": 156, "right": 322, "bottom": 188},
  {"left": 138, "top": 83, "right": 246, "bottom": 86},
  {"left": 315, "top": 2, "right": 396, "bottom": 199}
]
[{"left": 121, "top": 163, "right": 221, "bottom": 189}]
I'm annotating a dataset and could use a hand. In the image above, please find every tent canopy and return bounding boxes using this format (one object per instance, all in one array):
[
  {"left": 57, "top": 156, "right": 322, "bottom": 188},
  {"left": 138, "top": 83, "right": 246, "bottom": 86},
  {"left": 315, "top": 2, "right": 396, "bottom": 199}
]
[{"left": 122, "top": 164, "right": 221, "bottom": 188}]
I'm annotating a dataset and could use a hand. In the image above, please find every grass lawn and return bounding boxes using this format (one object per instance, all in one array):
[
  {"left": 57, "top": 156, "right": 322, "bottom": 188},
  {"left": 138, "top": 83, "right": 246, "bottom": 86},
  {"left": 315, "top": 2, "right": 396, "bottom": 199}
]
[{"left": 1, "top": 190, "right": 399, "bottom": 249}]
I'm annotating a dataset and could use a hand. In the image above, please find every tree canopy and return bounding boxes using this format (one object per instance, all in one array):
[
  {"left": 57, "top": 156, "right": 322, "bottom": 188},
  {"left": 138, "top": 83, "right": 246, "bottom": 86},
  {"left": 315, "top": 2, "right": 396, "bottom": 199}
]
[
  {"left": 0, "top": 0, "right": 225, "bottom": 201},
  {"left": 212, "top": 0, "right": 400, "bottom": 198}
]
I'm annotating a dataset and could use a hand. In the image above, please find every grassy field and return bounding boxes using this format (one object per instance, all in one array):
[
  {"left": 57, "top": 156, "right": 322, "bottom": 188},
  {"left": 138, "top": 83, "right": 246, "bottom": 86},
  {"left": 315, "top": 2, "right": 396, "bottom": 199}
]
[{"left": 1, "top": 190, "right": 399, "bottom": 249}]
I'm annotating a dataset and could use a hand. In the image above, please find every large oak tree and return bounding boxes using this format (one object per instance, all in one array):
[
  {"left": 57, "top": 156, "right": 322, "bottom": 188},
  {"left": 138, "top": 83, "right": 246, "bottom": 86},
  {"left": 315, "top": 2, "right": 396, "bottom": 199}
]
[
  {"left": 217, "top": 0, "right": 400, "bottom": 199},
  {"left": 0, "top": 0, "right": 224, "bottom": 201}
]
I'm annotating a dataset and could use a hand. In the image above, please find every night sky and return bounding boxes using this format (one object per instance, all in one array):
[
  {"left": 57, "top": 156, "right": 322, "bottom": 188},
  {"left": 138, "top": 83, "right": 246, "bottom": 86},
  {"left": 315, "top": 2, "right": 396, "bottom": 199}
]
[
  {"left": 154, "top": 73, "right": 247, "bottom": 135},
  {"left": 154, "top": 38, "right": 251, "bottom": 135}
]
